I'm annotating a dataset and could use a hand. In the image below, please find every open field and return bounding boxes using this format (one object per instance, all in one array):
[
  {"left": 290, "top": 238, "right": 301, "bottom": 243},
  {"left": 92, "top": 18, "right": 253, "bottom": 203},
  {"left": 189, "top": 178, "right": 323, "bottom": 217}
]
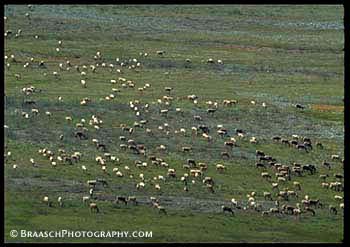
[{"left": 4, "top": 5, "right": 344, "bottom": 243}]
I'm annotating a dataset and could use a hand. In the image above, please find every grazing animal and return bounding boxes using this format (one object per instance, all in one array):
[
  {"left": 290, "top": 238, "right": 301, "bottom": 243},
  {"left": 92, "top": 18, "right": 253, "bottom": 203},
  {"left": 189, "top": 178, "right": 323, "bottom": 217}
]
[
  {"left": 296, "top": 144, "right": 308, "bottom": 152},
  {"left": 315, "top": 142, "right": 323, "bottom": 149},
  {"left": 281, "top": 204, "right": 295, "bottom": 215},
  {"left": 319, "top": 174, "right": 329, "bottom": 181},
  {"left": 207, "top": 184, "right": 215, "bottom": 193},
  {"left": 287, "top": 190, "right": 298, "bottom": 199},
  {"left": 87, "top": 180, "right": 97, "bottom": 188},
  {"left": 198, "top": 163, "right": 208, "bottom": 171},
  {"left": 269, "top": 207, "right": 280, "bottom": 214},
  {"left": 207, "top": 58, "right": 214, "bottom": 63},
  {"left": 187, "top": 159, "right": 196, "bottom": 167},
  {"left": 207, "top": 108, "right": 216, "bottom": 114},
  {"left": 224, "top": 141, "right": 235, "bottom": 149},
  {"left": 329, "top": 205, "right": 337, "bottom": 215},
  {"left": 292, "top": 167, "right": 302, "bottom": 176},
  {"left": 216, "top": 164, "right": 226, "bottom": 172},
  {"left": 127, "top": 196, "right": 138, "bottom": 205},
  {"left": 278, "top": 191, "right": 289, "bottom": 201},
  {"left": 194, "top": 115, "right": 202, "bottom": 121},
  {"left": 43, "top": 196, "right": 52, "bottom": 207},
  {"left": 82, "top": 196, "right": 90, "bottom": 204},
  {"left": 97, "top": 143, "right": 107, "bottom": 152},
  {"left": 167, "top": 169, "right": 176, "bottom": 178},
  {"left": 303, "top": 137, "right": 311, "bottom": 143},
  {"left": 231, "top": 198, "right": 238, "bottom": 207},
  {"left": 322, "top": 161, "right": 331, "bottom": 170},
  {"left": 221, "top": 152, "right": 230, "bottom": 159},
  {"left": 23, "top": 99, "right": 36, "bottom": 106},
  {"left": 197, "top": 125, "right": 210, "bottom": 134},
  {"left": 293, "top": 208, "right": 302, "bottom": 219},
  {"left": 293, "top": 181, "right": 302, "bottom": 190},
  {"left": 261, "top": 211, "right": 269, "bottom": 216},
  {"left": 264, "top": 192, "right": 272, "bottom": 200},
  {"left": 302, "top": 164, "right": 316, "bottom": 175},
  {"left": 290, "top": 140, "right": 298, "bottom": 146},
  {"left": 90, "top": 203, "right": 99, "bottom": 213},
  {"left": 334, "top": 195, "right": 343, "bottom": 202},
  {"left": 182, "top": 146, "right": 192, "bottom": 152},
  {"left": 329, "top": 182, "right": 343, "bottom": 192},
  {"left": 309, "top": 199, "right": 320, "bottom": 208},
  {"left": 321, "top": 182, "right": 330, "bottom": 189},
  {"left": 272, "top": 136, "right": 281, "bottom": 142},
  {"left": 217, "top": 129, "right": 228, "bottom": 138},
  {"left": 222, "top": 206, "right": 234, "bottom": 215},
  {"left": 281, "top": 139, "right": 290, "bottom": 146},
  {"left": 157, "top": 205, "right": 167, "bottom": 214},
  {"left": 261, "top": 172, "right": 271, "bottom": 180},
  {"left": 256, "top": 163, "right": 265, "bottom": 168},
  {"left": 74, "top": 131, "right": 88, "bottom": 140},
  {"left": 304, "top": 142, "right": 313, "bottom": 150},
  {"left": 334, "top": 173, "right": 343, "bottom": 180},
  {"left": 331, "top": 154, "right": 340, "bottom": 161},
  {"left": 295, "top": 104, "right": 305, "bottom": 109},
  {"left": 203, "top": 177, "right": 214, "bottom": 186},
  {"left": 305, "top": 207, "right": 316, "bottom": 216},
  {"left": 57, "top": 197, "right": 63, "bottom": 207},
  {"left": 272, "top": 183, "right": 279, "bottom": 190},
  {"left": 115, "top": 196, "right": 128, "bottom": 205}
]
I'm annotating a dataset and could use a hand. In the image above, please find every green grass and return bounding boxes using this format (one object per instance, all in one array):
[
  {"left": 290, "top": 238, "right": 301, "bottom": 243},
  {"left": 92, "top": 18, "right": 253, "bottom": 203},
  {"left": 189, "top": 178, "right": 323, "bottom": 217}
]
[
  {"left": 5, "top": 190, "right": 343, "bottom": 243},
  {"left": 4, "top": 4, "right": 344, "bottom": 243}
]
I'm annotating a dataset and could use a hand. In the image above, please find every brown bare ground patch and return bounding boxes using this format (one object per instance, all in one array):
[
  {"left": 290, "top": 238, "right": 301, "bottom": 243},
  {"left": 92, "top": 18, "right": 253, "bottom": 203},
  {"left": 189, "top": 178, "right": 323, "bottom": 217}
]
[
  {"left": 311, "top": 104, "right": 344, "bottom": 112},
  {"left": 220, "top": 44, "right": 260, "bottom": 52}
]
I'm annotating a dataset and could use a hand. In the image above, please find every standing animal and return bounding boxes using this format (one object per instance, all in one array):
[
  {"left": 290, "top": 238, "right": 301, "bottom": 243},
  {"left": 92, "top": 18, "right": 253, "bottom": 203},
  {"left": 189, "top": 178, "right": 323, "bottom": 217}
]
[
  {"left": 57, "top": 197, "right": 63, "bottom": 207},
  {"left": 187, "top": 159, "right": 196, "bottom": 167},
  {"left": 128, "top": 196, "right": 138, "bottom": 205},
  {"left": 309, "top": 199, "right": 321, "bottom": 208},
  {"left": 329, "top": 205, "right": 337, "bottom": 215},
  {"left": 90, "top": 203, "right": 99, "bottom": 213},
  {"left": 222, "top": 206, "right": 234, "bottom": 215},
  {"left": 221, "top": 152, "right": 230, "bottom": 159},
  {"left": 293, "top": 181, "right": 302, "bottom": 190},
  {"left": 157, "top": 205, "right": 167, "bottom": 214},
  {"left": 302, "top": 164, "right": 316, "bottom": 175},
  {"left": 281, "top": 139, "right": 290, "bottom": 146},
  {"left": 115, "top": 196, "right": 128, "bottom": 205},
  {"left": 316, "top": 142, "right": 323, "bottom": 149},
  {"left": 304, "top": 207, "right": 316, "bottom": 216},
  {"left": 263, "top": 192, "right": 272, "bottom": 200},
  {"left": 322, "top": 161, "right": 331, "bottom": 170},
  {"left": 43, "top": 196, "right": 52, "bottom": 207},
  {"left": 319, "top": 174, "right": 329, "bottom": 181},
  {"left": 296, "top": 144, "right": 308, "bottom": 152},
  {"left": 272, "top": 136, "right": 281, "bottom": 142},
  {"left": 256, "top": 163, "right": 265, "bottom": 168},
  {"left": 295, "top": 104, "right": 305, "bottom": 109}
]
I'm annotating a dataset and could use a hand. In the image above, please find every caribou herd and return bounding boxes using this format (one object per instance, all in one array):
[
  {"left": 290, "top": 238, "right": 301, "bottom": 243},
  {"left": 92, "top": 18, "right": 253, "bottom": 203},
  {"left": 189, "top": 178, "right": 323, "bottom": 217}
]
[{"left": 4, "top": 5, "right": 344, "bottom": 223}]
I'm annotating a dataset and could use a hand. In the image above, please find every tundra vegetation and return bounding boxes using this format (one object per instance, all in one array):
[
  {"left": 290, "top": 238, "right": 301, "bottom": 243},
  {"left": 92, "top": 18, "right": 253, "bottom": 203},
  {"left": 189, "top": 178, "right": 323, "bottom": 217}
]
[{"left": 4, "top": 5, "right": 344, "bottom": 243}]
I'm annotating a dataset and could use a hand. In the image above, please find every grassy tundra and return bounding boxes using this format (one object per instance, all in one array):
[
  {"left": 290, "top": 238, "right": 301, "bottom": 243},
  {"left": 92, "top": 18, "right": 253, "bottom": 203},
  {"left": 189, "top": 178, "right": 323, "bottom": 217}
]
[{"left": 4, "top": 5, "right": 344, "bottom": 243}]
